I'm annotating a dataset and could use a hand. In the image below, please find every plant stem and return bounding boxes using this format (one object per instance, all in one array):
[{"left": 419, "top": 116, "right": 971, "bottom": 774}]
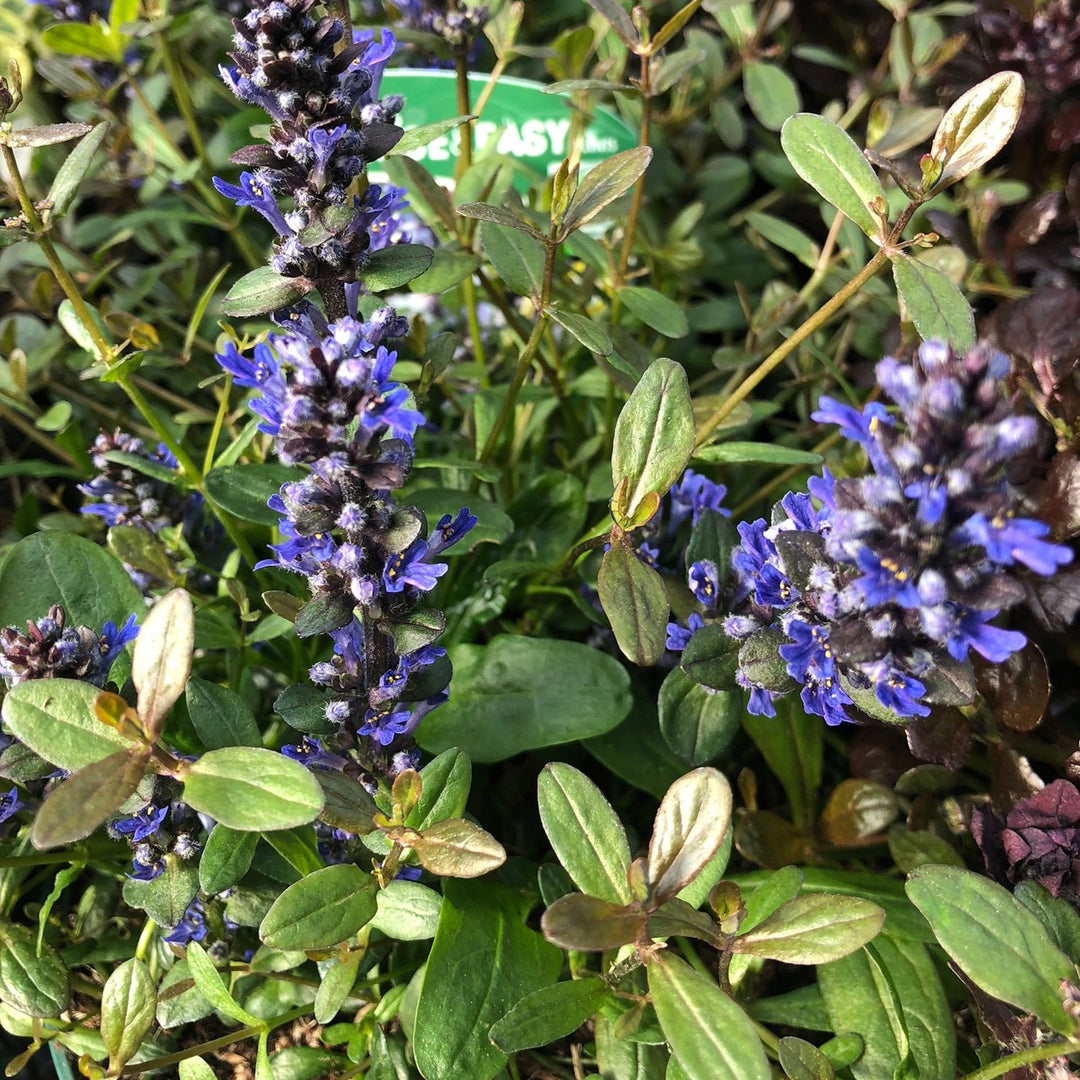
[
  {"left": 124, "top": 1005, "right": 312, "bottom": 1075},
  {"left": 617, "top": 52, "right": 652, "bottom": 283},
  {"left": 454, "top": 52, "right": 473, "bottom": 178},
  {"left": 961, "top": 1039, "right": 1080, "bottom": 1080},
  {"left": 694, "top": 249, "right": 889, "bottom": 447}
]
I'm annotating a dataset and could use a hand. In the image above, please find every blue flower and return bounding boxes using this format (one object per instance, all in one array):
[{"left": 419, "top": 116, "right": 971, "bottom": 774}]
[
  {"left": 383, "top": 540, "right": 448, "bottom": 594},
  {"left": 212, "top": 172, "right": 291, "bottom": 236},
  {"left": 954, "top": 513, "right": 1073, "bottom": 575},
  {"left": 671, "top": 470, "right": 729, "bottom": 529},
  {"left": 427, "top": 508, "right": 478, "bottom": 555},
  {"left": 688, "top": 560, "right": 721, "bottom": 608},
  {"left": 97, "top": 614, "right": 140, "bottom": 675},
  {"left": 666, "top": 613, "right": 705, "bottom": 651},
  {"left": 779, "top": 619, "right": 836, "bottom": 683},
  {"left": 112, "top": 802, "right": 168, "bottom": 842},
  {"left": 0, "top": 787, "right": 23, "bottom": 824},
  {"left": 854, "top": 548, "right": 921, "bottom": 608},
  {"left": 162, "top": 900, "right": 207, "bottom": 946}
]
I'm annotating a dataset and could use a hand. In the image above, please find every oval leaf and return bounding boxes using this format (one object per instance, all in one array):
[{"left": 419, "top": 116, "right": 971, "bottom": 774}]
[
  {"left": 133, "top": 588, "right": 193, "bottom": 737},
  {"left": 906, "top": 864, "right": 1074, "bottom": 1034},
  {"left": 648, "top": 768, "right": 733, "bottom": 904},
  {"left": 891, "top": 256, "right": 975, "bottom": 353},
  {"left": 618, "top": 286, "right": 689, "bottom": 338},
  {"left": 182, "top": 747, "right": 324, "bottom": 831},
  {"left": 780, "top": 114, "right": 887, "bottom": 242},
  {"left": 548, "top": 308, "right": 613, "bottom": 355},
  {"left": 101, "top": 958, "right": 155, "bottom": 1073},
  {"left": 598, "top": 539, "right": 669, "bottom": 667},
  {"left": 361, "top": 243, "right": 434, "bottom": 292},
  {"left": 648, "top": 952, "right": 770, "bottom": 1080},
  {"left": 734, "top": 893, "right": 885, "bottom": 964},
  {"left": 930, "top": 71, "right": 1025, "bottom": 188},
  {"left": 658, "top": 667, "right": 741, "bottom": 766},
  {"left": 612, "top": 358, "right": 695, "bottom": 520},
  {"left": 540, "top": 893, "right": 644, "bottom": 952},
  {"left": 479, "top": 220, "right": 545, "bottom": 300},
  {"left": 32, "top": 748, "right": 148, "bottom": 850},
  {"left": 562, "top": 146, "right": 653, "bottom": 235},
  {"left": 259, "top": 864, "right": 378, "bottom": 949},
  {"left": 489, "top": 978, "right": 611, "bottom": 1053},
  {"left": 2, "top": 678, "right": 132, "bottom": 773},
  {"left": 408, "top": 818, "right": 507, "bottom": 878},
  {"left": 199, "top": 825, "right": 259, "bottom": 894},
  {"left": 221, "top": 267, "right": 310, "bottom": 317},
  {"left": 48, "top": 121, "right": 109, "bottom": 220},
  {"left": 538, "top": 762, "right": 633, "bottom": 905},
  {"left": 0, "top": 924, "right": 71, "bottom": 1018},
  {"left": 204, "top": 464, "right": 305, "bottom": 525}
]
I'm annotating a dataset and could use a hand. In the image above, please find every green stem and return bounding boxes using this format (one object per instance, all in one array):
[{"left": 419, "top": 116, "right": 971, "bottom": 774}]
[
  {"left": 961, "top": 1040, "right": 1080, "bottom": 1080},
  {"left": 123, "top": 1005, "right": 311, "bottom": 1075},
  {"left": 694, "top": 249, "right": 889, "bottom": 447},
  {"left": 205, "top": 375, "right": 233, "bottom": 475},
  {"left": 476, "top": 313, "right": 547, "bottom": 467},
  {"left": 616, "top": 52, "right": 652, "bottom": 283},
  {"left": 454, "top": 52, "right": 473, "bottom": 178}
]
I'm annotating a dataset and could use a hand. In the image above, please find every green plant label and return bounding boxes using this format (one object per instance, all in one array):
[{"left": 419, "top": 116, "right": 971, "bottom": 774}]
[{"left": 378, "top": 71, "right": 637, "bottom": 186}]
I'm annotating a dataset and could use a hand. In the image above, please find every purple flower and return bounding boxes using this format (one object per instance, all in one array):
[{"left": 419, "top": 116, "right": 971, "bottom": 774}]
[
  {"left": 666, "top": 612, "right": 705, "bottom": 652},
  {"left": 671, "top": 470, "right": 729, "bottom": 529},
  {"left": 212, "top": 172, "right": 291, "bottom": 235},
  {"left": 111, "top": 802, "right": 168, "bottom": 842},
  {"left": 954, "top": 513, "right": 1073, "bottom": 575},
  {"left": 162, "top": 900, "right": 207, "bottom": 946},
  {"left": 0, "top": 787, "right": 23, "bottom": 824},
  {"left": 427, "top": 507, "right": 478, "bottom": 555},
  {"left": 383, "top": 540, "right": 448, "bottom": 594}
]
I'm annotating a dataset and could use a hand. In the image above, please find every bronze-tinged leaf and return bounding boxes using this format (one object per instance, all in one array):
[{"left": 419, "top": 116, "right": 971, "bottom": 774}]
[
  {"left": 540, "top": 893, "right": 644, "bottom": 952},
  {"left": 1022, "top": 566, "right": 1080, "bottom": 633},
  {"left": 32, "top": 747, "right": 150, "bottom": 849},
  {"left": 974, "top": 641, "right": 1049, "bottom": 732},
  {"left": 406, "top": 818, "right": 506, "bottom": 879},
  {"left": 818, "top": 779, "right": 898, "bottom": 848},
  {"left": 905, "top": 707, "right": 972, "bottom": 769},
  {"left": 733, "top": 810, "right": 815, "bottom": 869}
]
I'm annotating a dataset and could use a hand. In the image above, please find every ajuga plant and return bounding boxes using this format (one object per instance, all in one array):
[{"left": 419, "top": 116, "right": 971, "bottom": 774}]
[
  {"left": 8, "top": 1, "right": 1080, "bottom": 1079},
  {"left": 213, "top": 0, "right": 473, "bottom": 781},
  {"left": 675, "top": 340, "right": 1073, "bottom": 727}
]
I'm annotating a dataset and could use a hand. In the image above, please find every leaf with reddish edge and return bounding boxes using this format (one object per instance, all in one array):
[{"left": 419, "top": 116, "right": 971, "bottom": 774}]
[{"left": 540, "top": 893, "right": 644, "bottom": 951}]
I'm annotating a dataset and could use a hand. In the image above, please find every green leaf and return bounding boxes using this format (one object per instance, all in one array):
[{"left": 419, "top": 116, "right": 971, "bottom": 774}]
[
  {"left": 819, "top": 779, "right": 898, "bottom": 847},
  {"left": 584, "top": 0, "right": 638, "bottom": 47},
  {"left": 548, "top": 308, "right": 613, "bottom": 355},
  {"left": 780, "top": 114, "right": 887, "bottom": 241},
  {"left": 292, "top": 594, "right": 355, "bottom": 639},
  {"left": 734, "top": 894, "right": 885, "bottom": 964},
  {"left": 929, "top": 71, "right": 1025, "bottom": 189},
  {"left": 618, "top": 286, "right": 689, "bottom": 338},
  {"left": 101, "top": 959, "right": 155, "bottom": 1074},
  {"left": 368, "top": 880, "right": 443, "bottom": 941},
  {"left": 886, "top": 826, "right": 964, "bottom": 873},
  {"left": 648, "top": 952, "right": 770, "bottom": 1080},
  {"left": 40, "top": 21, "right": 117, "bottom": 61},
  {"left": 314, "top": 950, "right": 361, "bottom": 1025},
  {"left": 274, "top": 682, "right": 335, "bottom": 736},
  {"left": 743, "top": 61, "right": 801, "bottom": 132},
  {"left": 185, "top": 677, "right": 262, "bottom": 749},
  {"left": 680, "top": 623, "right": 740, "bottom": 691},
  {"left": 132, "top": 588, "right": 193, "bottom": 738},
  {"left": 200, "top": 825, "right": 259, "bottom": 894},
  {"left": 2, "top": 679, "right": 131, "bottom": 773},
  {"left": 561, "top": 146, "right": 653, "bottom": 236},
  {"left": 410, "top": 249, "right": 483, "bottom": 294},
  {"left": 391, "top": 114, "right": 474, "bottom": 156},
  {"left": 818, "top": 936, "right": 955, "bottom": 1080},
  {"left": 416, "top": 635, "right": 632, "bottom": 762},
  {"left": 259, "top": 864, "right": 378, "bottom": 949},
  {"left": 108, "top": 525, "right": 175, "bottom": 582},
  {"left": 185, "top": 941, "right": 262, "bottom": 1028},
  {"left": 361, "top": 243, "right": 435, "bottom": 292},
  {"left": 182, "top": 747, "right": 324, "bottom": 831},
  {"left": 693, "top": 441, "right": 822, "bottom": 466},
  {"left": 32, "top": 747, "right": 148, "bottom": 849},
  {"left": 777, "top": 1037, "right": 836, "bottom": 1080},
  {"left": 538, "top": 762, "right": 633, "bottom": 905},
  {"left": 57, "top": 297, "right": 111, "bottom": 355},
  {"left": 407, "top": 748, "right": 471, "bottom": 831},
  {"left": 612, "top": 358, "right": 695, "bottom": 520},
  {"left": 263, "top": 825, "right": 323, "bottom": 877},
  {"left": 658, "top": 667, "right": 740, "bottom": 766},
  {"left": 905, "top": 865, "right": 1074, "bottom": 1034},
  {"left": 414, "top": 880, "right": 562, "bottom": 1080},
  {"left": 317, "top": 770, "right": 379, "bottom": 835},
  {"left": 204, "top": 463, "right": 305, "bottom": 526},
  {"left": 489, "top": 978, "right": 611, "bottom": 1052},
  {"left": 744, "top": 211, "right": 821, "bottom": 268},
  {"left": 0, "top": 531, "right": 143, "bottom": 639},
  {"left": 479, "top": 220, "right": 545, "bottom": 299},
  {"left": 47, "top": 121, "right": 109, "bottom": 221},
  {"left": 598, "top": 538, "right": 669, "bottom": 666},
  {"left": 408, "top": 818, "right": 507, "bottom": 878},
  {"left": 539, "top": 893, "right": 643, "bottom": 951},
  {"left": 1014, "top": 880, "right": 1080, "bottom": 964},
  {"left": 157, "top": 961, "right": 215, "bottom": 1028},
  {"left": 454, "top": 202, "right": 544, "bottom": 237},
  {"left": 178, "top": 1059, "right": 218, "bottom": 1080},
  {"left": 0, "top": 924, "right": 70, "bottom": 1018},
  {"left": 122, "top": 857, "right": 199, "bottom": 928},
  {"left": 891, "top": 255, "right": 975, "bottom": 353},
  {"left": 221, "top": 267, "right": 311, "bottom": 317},
  {"left": 648, "top": 768, "right": 733, "bottom": 905}
]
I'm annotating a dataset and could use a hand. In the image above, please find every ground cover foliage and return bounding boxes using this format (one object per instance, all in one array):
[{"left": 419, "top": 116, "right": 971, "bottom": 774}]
[{"left": 1, "top": 0, "right": 1079, "bottom": 1077}]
